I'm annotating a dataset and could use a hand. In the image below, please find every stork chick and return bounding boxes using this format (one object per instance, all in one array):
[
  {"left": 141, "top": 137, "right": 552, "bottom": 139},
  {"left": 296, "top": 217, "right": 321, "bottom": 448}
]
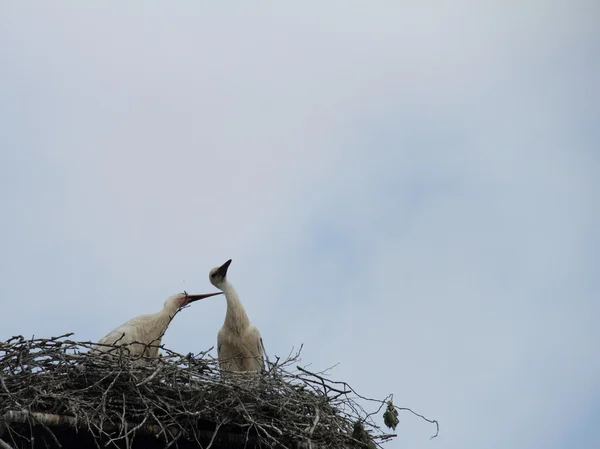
[
  {"left": 94, "top": 291, "right": 222, "bottom": 358},
  {"left": 209, "top": 259, "right": 265, "bottom": 373}
]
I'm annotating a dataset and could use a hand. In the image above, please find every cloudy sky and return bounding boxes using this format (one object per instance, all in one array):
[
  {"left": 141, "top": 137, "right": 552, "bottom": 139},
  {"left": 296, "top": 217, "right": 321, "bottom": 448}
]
[{"left": 1, "top": 2, "right": 598, "bottom": 448}]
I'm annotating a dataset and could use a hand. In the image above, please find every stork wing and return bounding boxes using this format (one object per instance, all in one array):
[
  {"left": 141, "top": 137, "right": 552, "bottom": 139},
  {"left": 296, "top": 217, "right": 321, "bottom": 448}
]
[
  {"left": 97, "top": 324, "right": 134, "bottom": 347},
  {"left": 95, "top": 315, "right": 159, "bottom": 357},
  {"left": 259, "top": 337, "right": 268, "bottom": 372},
  {"left": 246, "top": 324, "right": 266, "bottom": 372},
  {"left": 97, "top": 314, "right": 147, "bottom": 346},
  {"left": 216, "top": 330, "right": 223, "bottom": 363}
]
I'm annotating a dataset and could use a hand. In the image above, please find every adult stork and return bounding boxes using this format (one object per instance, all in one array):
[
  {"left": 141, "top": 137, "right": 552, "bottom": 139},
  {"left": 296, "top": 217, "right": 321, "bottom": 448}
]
[
  {"left": 94, "top": 291, "right": 222, "bottom": 358},
  {"left": 209, "top": 259, "right": 266, "bottom": 373}
]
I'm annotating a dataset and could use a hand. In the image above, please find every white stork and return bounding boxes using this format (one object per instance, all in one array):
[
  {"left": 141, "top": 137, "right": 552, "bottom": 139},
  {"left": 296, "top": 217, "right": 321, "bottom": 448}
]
[
  {"left": 209, "top": 259, "right": 266, "bottom": 373},
  {"left": 94, "top": 291, "right": 222, "bottom": 358}
]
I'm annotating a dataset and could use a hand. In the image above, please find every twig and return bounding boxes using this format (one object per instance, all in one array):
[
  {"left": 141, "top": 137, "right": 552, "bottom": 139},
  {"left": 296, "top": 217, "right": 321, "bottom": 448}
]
[
  {"left": 0, "top": 438, "right": 15, "bottom": 449},
  {"left": 395, "top": 407, "right": 440, "bottom": 439},
  {"left": 135, "top": 363, "right": 164, "bottom": 387},
  {"left": 205, "top": 419, "right": 224, "bottom": 449},
  {"left": 306, "top": 406, "right": 320, "bottom": 449}
]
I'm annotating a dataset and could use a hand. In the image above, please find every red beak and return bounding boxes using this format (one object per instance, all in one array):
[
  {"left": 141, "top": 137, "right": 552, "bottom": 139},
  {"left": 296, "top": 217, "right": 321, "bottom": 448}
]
[{"left": 185, "top": 292, "right": 223, "bottom": 304}]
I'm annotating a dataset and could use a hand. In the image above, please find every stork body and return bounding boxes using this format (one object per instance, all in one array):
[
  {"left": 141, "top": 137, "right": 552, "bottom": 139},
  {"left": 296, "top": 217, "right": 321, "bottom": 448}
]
[
  {"left": 94, "top": 292, "right": 221, "bottom": 358},
  {"left": 210, "top": 259, "right": 265, "bottom": 373}
]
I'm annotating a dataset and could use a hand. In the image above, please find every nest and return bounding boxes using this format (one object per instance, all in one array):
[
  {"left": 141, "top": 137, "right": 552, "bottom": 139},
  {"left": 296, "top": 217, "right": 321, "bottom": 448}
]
[{"left": 0, "top": 334, "right": 437, "bottom": 449}]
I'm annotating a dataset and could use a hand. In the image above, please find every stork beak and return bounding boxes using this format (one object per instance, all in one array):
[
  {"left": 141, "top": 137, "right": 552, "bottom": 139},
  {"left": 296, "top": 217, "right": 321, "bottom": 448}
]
[
  {"left": 216, "top": 259, "right": 232, "bottom": 278},
  {"left": 185, "top": 292, "right": 223, "bottom": 304}
]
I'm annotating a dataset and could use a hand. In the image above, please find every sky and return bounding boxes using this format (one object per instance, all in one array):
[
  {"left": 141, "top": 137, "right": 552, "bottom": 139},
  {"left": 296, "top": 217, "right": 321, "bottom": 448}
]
[{"left": 1, "top": 2, "right": 599, "bottom": 448}]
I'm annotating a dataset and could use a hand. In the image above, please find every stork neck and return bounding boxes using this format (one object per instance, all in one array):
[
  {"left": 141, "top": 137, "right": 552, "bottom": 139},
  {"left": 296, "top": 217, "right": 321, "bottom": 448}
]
[
  {"left": 157, "top": 303, "right": 178, "bottom": 330},
  {"left": 221, "top": 281, "right": 250, "bottom": 332}
]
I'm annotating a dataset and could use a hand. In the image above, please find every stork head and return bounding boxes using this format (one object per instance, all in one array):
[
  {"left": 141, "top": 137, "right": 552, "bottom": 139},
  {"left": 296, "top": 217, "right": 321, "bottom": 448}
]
[
  {"left": 209, "top": 259, "right": 232, "bottom": 289},
  {"left": 164, "top": 291, "right": 222, "bottom": 310}
]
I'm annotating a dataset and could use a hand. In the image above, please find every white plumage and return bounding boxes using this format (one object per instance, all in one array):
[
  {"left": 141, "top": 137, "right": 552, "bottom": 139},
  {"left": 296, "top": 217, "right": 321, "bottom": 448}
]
[
  {"left": 209, "top": 259, "right": 266, "bottom": 373},
  {"left": 94, "top": 291, "right": 222, "bottom": 358}
]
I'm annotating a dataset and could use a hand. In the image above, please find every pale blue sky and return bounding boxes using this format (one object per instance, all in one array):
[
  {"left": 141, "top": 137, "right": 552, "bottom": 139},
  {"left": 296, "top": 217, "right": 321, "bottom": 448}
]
[{"left": 1, "top": 2, "right": 599, "bottom": 448}]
